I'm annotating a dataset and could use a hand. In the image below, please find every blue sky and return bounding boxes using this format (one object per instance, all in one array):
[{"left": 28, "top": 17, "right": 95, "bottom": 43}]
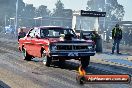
[{"left": 23, "top": 0, "right": 132, "bottom": 21}]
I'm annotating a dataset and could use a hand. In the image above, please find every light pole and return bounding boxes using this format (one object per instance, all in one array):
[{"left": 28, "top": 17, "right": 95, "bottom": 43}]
[
  {"left": 103, "top": 0, "right": 107, "bottom": 30},
  {"left": 5, "top": 15, "right": 7, "bottom": 27},
  {"left": 15, "top": 0, "right": 18, "bottom": 36}
]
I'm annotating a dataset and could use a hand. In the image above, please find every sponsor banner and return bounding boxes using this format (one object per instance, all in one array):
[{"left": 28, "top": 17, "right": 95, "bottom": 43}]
[{"left": 77, "top": 74, "right": 131, "bottom": 84}]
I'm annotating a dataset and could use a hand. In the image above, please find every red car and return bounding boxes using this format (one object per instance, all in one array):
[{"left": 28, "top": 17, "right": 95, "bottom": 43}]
[{"left": 18, "top": 26, "right": 95, "bottom": 68}]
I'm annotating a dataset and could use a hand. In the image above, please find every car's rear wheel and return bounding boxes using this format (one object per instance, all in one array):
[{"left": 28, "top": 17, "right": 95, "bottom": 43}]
[
  {"left": 42, "top": 51, "right": 52, "bottom": 67},
  {"left": 80, "top": 56, "right": 90, "bottom": 69},
  {"left": 22, "top": 47, "right": 32, "bottom": 61}
]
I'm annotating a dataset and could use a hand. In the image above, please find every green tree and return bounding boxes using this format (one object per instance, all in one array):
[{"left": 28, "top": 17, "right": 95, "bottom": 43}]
[
  {"left": 35, "top": 5, "right": 51, "bottom": 26},
  {"left": 36, "top": 5, "right": 50, "bottom": 17},
  {"left": 20, "top": 4, "right": 36, "bottom": 27},
  {"left": 86, "top": 0, "right": 125, "bottom": 21},
  {"left": 52, "top": 0, "right": 64, "bottom": 17},
  {"left": 0, "top": 0, "right": 16, "bottom": 26},
  {"left": 52, "top": 0, "right": 72, "bottom": 27},
  {"left": 0, "top": 0, "right": 26, "bottom": 26},
  {"left": 86, "top": 0, "right": 125, "bottom": 30}
]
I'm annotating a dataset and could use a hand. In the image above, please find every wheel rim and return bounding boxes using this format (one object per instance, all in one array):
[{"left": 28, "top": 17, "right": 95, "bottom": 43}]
[
  {"left": 42, "top": 50, "right": 47, "bottom": 65},
  {"left": 43, "top": 56, "right": 47, "bottom": 65}
]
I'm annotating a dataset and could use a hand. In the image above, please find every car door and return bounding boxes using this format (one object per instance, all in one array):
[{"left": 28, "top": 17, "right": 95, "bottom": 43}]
[
  {"left": 24, "top": 28, "right": 36, "bottom": 56},
  {"left": 31, "top": 28, "right": 42, "bottom": 57}
]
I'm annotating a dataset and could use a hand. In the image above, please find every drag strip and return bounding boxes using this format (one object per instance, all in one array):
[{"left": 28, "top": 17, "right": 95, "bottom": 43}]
[{"left": 0, "top": 37, "right": 131, "bottom": 88}]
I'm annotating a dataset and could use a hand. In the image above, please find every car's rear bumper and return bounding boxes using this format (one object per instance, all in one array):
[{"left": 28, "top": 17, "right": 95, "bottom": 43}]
[{"left": 49, "top": 51, "right": 95, "bottom": 57}]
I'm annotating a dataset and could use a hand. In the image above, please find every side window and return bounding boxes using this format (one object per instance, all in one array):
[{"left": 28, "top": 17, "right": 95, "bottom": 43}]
[
  {"left": 64, "top": 30, "right": 67, "bottom": 34},
  {"left": 40, "top": 29, "right": 44, "bottom": 38},
  {"left": 28, "top": 29, "right": 35, "bottom": 38},
  {"left": 34, "top": 28, "right": 40, "bottom": 37},
  {"left": 49, "top": 30, "right": 54, "bottom": 36},
  {"left": 40, "top": 29, "right": 49, "bottom": 38}
]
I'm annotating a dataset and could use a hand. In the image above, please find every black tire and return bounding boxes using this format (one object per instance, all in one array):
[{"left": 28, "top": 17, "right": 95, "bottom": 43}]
[
  {"left": 22, "top": 47, "right": 32, "bottom": 61},
  {"left": 42, "top": 51, "right": 52, "bottom": 67},
  {"left": 43, "top": 56, "right": 52, "bottom": 67},
  {"left": 80, "top": 56, "right": 90, "bottom": 69}
]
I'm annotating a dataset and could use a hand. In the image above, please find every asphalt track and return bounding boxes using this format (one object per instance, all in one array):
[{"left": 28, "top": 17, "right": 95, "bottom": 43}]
[{"left": 0, "top": 37, "right": 131, "bottom": 88}]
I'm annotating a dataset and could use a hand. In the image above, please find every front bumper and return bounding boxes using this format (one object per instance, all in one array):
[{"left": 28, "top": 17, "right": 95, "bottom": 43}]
[{"left": 49, "top": 51, "right": 95, "bottom": 57}]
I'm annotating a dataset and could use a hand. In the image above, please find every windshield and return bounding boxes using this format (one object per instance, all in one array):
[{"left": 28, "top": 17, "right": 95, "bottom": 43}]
[{"left": 40, "top": 28, "right": 76, "bottom": 38}]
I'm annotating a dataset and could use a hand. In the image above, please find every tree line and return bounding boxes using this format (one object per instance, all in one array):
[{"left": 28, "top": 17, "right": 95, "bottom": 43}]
[
  {"left": 87, "top": 0, "right": 125, "bottom": 31},
  {"left": 0, "top": 0, "right": 124, "bottom": 30}
]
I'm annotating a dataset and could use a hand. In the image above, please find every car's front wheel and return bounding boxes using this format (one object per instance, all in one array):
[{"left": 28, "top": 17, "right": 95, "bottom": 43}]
[
  {"left": 80, "top": 56, "right": 90, "bottom": 69},
  {"left": 58, "top": 59, "right": 65, "bottom": 68},
  {"left": 22, "top": 47, "right": 32, "bottom": 61},
  {"left": 42, "top": 51, "right": 52, "bottom": 67},
  {"left": 43, "top": 56, "right": 52, "bottom": 67}
]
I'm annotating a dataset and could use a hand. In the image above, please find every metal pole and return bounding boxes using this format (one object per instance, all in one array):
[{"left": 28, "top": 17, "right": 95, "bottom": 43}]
[
  {"left": 5, "top": 15, "right": 7, "bottom": 27},
  {"left": 15, "top": 0, "right": 18, "bottom": 36},
  {"left": 103, "top": 0, "right": 106, "bottom": 30},
  {"left": 103, "top": 0, "right": 106, "bottom": 41}
]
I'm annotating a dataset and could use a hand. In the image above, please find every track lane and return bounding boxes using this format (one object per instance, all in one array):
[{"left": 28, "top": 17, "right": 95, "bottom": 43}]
[{"left": 0, "top": 37, "right": 131, "bottom": 88}]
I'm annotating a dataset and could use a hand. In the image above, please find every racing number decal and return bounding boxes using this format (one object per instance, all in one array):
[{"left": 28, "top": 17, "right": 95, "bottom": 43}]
[{"left": 68, "top": 52, "right": 78, "bottom": 56}]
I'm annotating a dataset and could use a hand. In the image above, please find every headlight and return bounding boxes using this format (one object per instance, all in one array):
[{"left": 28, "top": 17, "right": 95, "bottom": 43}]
[{"left": 88, "top": 46, "right": 93, "bottom": 51}]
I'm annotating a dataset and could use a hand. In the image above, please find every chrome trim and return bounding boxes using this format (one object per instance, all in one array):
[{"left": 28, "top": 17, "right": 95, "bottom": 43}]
[
  {"left": 53, "top": 43, "right": 92, "bottom": 46},
  {"left": 51, "top": 49, "right": 93, "bottom": 52},
  {"left": 51, "top": 51, "right": 96, "bottom": 53}
]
